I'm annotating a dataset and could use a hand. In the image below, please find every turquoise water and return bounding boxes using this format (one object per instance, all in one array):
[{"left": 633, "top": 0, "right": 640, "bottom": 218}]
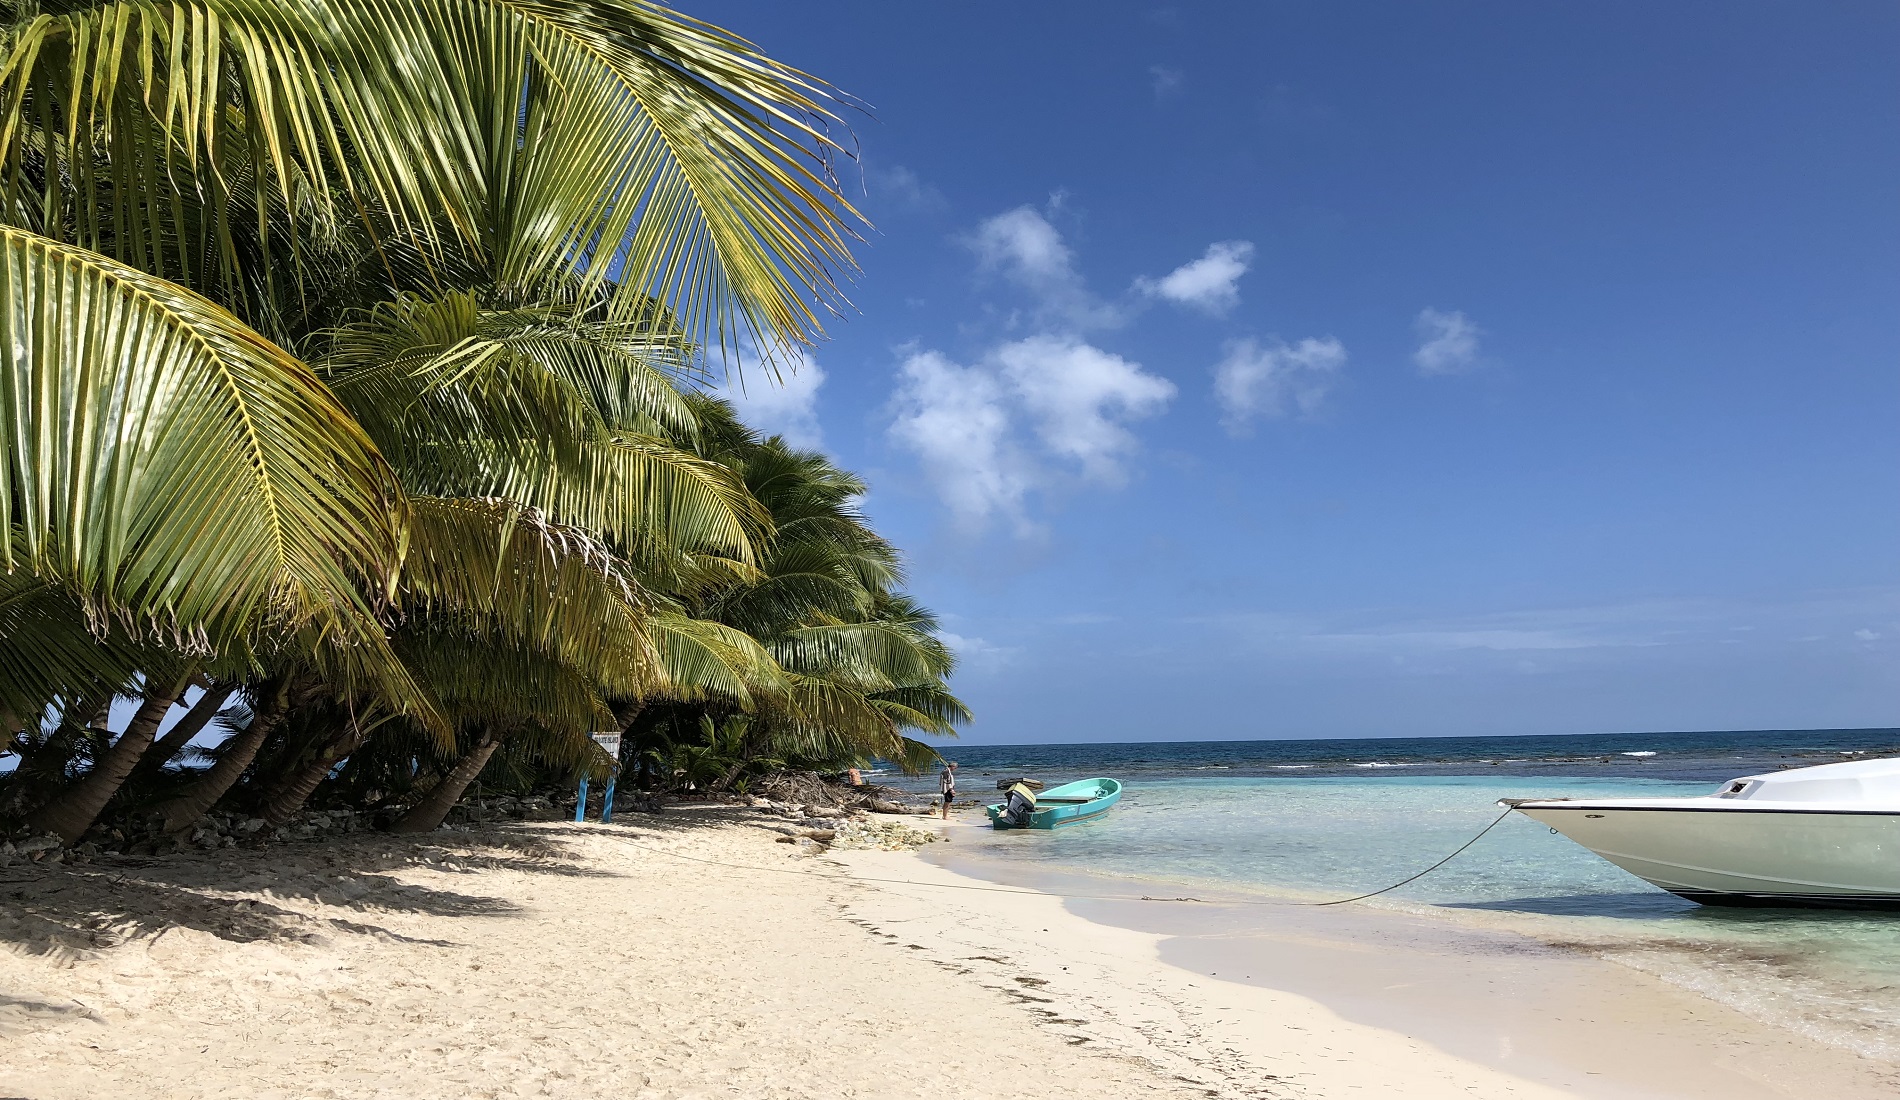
[{"left": 937, "top": 772, "right": 1900, "bottom": 1062}]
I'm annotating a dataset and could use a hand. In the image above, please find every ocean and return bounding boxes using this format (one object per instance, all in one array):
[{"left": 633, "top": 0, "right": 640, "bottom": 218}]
[{"left": 875, "top": 728, "right": 1900, "bottom": 1063}]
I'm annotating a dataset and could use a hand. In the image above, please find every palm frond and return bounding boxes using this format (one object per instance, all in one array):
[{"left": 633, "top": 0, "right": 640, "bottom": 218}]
[
  {"left": 643, "top": 611, "right": 780, "bottom": 706},
  {"left": 0, "top": 226, "right": 403, "bottom": 644},
  {"left": 399, "top": 496, "right": 661, "bottom": 697},
  {"left": 0, "top": 573, "right": 143, "bottom": 731},
  {"left": 0, "top": 0, "right": 866, "bottom": 359}
]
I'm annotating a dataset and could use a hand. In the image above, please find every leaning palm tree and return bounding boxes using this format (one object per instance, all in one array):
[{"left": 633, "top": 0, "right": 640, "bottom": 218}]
[
  {"left": 0, "top": 1, "right": 869, "bottom": 835},
  {"left": 634, "top": 410, "right": 970, "bottom": 781},
  {"left": 0, "top": 0, "right": 862, "bottom": 648}
]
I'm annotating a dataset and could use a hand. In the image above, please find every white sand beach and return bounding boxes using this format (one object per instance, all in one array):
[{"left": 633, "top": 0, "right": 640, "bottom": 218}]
[{"left": 1, "top": 811, "right": 1892, "bottom": 1099}]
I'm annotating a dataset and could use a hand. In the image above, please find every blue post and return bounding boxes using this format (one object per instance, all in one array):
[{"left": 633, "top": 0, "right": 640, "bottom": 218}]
[
  {"left": 574, "top": 775, "right": 589, "bottom": 823},
  {"left": 599, "top": 772, "right": 617, "bottom": 824}
]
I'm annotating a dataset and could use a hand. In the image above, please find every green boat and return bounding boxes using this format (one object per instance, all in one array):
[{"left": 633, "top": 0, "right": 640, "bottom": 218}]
[{"left": 985, "top": 777, "right": 1122, "bottom": 830}]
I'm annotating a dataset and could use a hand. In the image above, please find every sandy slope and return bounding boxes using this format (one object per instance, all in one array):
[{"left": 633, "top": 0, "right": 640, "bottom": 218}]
[{"left": 0, "top": 808, "right": 1824, "bottom": 1099}]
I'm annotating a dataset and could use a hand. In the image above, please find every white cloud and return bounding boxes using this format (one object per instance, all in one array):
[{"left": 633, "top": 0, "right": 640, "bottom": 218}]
[
  {"left": 1855, "top": 628, "right": 1881, "bottom": 641},
  {"left": 970, "top": 205, "right": 1075, "bottom": 287},
  {"left": 1413, "top": 308, "right": 1482, "bottom": 375},
  {"left": 966, "top": 206, "right": 1120, "bottom": 329},
  {"left": 1136, "top": 240, "right": 1254, "bottom": 314},
  {"left": 994, "top": 335, "right": 1175, "bottom": 483},
  {"left": 893, "top": 204, "right": 1197, "bottom": 534},
  {"left": 888, "top": 349, "right": 1032, "bottom": 533},
  {"left": 716, "top": 350, "right": 826, "bottom": 448},
  {"left": 1149, "top": 65, "right": 1184, "bottom": 98},
  {"left": 1213, "top": 336, "right": 1346, "bottom": 433},
  {"left": 888, "top": 337, "right": 1175, "bottom": 533}
]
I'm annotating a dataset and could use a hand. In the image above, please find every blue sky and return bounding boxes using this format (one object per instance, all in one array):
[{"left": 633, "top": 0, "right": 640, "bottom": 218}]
[{"left": 698, "top": 1, "right": 1900, "bottom": 744}]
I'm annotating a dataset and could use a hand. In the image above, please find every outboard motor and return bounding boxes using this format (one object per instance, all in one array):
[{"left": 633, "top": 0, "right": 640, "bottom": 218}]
[{"left": 1001, "top": 781, "right": 1039, "bottom": 827}]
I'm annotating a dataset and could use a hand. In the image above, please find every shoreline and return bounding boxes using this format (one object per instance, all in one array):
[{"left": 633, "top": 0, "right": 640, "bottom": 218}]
[
  {"left": 900, "top": 815, "right": 1897, "bottom": 1099},
  {"left": 1, "top": 811, "right": 1892, "bottom": 1098}
]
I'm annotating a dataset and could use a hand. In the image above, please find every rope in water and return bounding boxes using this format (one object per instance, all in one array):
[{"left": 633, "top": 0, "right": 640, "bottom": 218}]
[
  {"left": 1306, "top": 807, "right": 1517, "bottom": 907},
  {"left": 613, "top": 805, "right": 1520, "bottom": 908}
]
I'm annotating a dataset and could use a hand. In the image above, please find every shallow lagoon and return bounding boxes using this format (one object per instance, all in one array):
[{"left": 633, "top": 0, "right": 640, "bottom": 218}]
[{"left": 887, "top": 737, "right": 1900, "bottom": 1064}]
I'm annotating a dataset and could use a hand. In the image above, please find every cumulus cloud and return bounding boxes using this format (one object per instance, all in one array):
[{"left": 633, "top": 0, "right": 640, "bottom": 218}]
[
  {"left": 888, "top": 349, "right": 1032, "bottom": 533},
  {"left": 994, "top": 335, "right": 1175, "bottom": 482},
  {"left": 888, "top": 337, "right": 1176, "bottom": 533},
  {"left": 970, "top": 206, "right": 1076, "bottom": 288},
  {"left": 1136, "top": 240, "right": 1254, "bottom": 314},
  {"left": 1213, "top": 336, "right": 1346, "bottom": 433},
  {"left": 1413, "top": 308, "right": 1482, "bottom": 375},
  {"left": 892, "top": 203, "right": 1224, "bottom": 534},
  {"left": 715, "top": 350, "right": 827, "bottom": 448},
  {"left": 966, "top": 206, "right": 1121, "bottom": 329}
]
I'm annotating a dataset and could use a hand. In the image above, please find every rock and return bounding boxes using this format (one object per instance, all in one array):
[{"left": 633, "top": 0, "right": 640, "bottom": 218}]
[
  {"left": 237, "top": 818, "right": 268, "bottom": 835},
  {"left": 17, "top": 835, "right": 60, "bottom": 856}
]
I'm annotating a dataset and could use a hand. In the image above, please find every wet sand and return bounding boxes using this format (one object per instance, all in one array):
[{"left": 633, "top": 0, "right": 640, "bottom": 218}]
[{"left": 914, "top": 826, "right": 1899, "bottom": 1099}]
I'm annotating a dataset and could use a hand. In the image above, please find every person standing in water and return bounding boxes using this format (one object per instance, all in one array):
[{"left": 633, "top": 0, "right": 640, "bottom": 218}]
[{"left": 938, "top": 761, "right": 958, "bottom": 820}]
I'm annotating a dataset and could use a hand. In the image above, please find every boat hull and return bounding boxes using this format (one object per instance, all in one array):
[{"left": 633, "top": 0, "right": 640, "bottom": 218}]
[
  {"left": 1518, "top": 803, "right": 1900, "bottom": 908},
  {"left": 985, "top": 778, "right": 1121, "bottom": 830}
]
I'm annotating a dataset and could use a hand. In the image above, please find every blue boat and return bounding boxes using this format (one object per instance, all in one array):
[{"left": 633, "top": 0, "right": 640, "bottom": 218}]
[{"left": 985, "top": 777, "right": 1122, "bottom": 830}]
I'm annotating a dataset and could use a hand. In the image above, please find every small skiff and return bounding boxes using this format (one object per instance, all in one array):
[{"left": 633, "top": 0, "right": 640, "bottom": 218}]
[{"left": 986, "top": 777, "right": 1122, "bottom": 830}]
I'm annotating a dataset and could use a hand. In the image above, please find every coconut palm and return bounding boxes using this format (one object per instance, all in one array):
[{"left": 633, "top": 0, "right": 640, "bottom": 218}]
[
  {"left": 1, "top": 0, "right": 870, "bottom": 835},
  {"left": 621, "top": 407, "right": 969, "bottom": 785},
  {"left": 0, "top": 1, "right": 970, "bottom": 841}
]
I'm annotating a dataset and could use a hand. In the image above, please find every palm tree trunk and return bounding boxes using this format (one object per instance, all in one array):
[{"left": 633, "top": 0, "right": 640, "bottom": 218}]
[
  {"left": 25, "top": 670, "right": 194, "bottom": 844},
  {"left": 149, "top": 679, "right": 290, "bottom": 834},
  {"left": 390, "top": 733, "right": 501, "bottom": 835},
  {"left": 260, "top": 722, "right": 367, "bottom": 826},
  {"left": 135, "top": 682, "right": 238, "bottom": 776}
]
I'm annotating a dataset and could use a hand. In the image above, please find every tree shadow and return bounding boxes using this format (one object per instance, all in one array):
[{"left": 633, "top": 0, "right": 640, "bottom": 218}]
[{"left": 0, "top": 823, "right": 625, "bottom": 958}]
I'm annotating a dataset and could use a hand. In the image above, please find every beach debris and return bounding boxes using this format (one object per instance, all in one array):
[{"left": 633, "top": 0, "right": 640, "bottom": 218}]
[{"left": 827, "top": 818, "right": 941, "bottom": 851}]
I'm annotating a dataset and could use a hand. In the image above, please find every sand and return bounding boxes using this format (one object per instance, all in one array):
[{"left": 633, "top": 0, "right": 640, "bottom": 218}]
[{"left": 0, "top": 809, "right": 1888, "bottom": 1098}]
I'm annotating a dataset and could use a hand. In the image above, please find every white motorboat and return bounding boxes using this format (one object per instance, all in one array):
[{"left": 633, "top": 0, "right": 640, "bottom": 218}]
[{"left": 1506, "top": 756, "right": 1900, "bottom": 909}]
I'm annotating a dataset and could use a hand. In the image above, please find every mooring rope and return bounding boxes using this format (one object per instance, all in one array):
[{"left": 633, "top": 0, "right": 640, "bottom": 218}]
[{"left": 1306, "top": 807, "right": 1517, "bottom": 906}]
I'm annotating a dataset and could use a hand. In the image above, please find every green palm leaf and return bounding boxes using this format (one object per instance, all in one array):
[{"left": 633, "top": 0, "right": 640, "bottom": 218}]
[
  {"left": 400, "top": 496, "right": 660, "bottom": 697},
  {"left": 0, "top": 226, "right": 402, "bottom": 643},
  {"left": 0, "top": 0, "right": 865, "bottom": 358},
  {"left": 644, "top": 610, "right": 779, "bottom": 706},
  {"left": 0, "top": 573, "right": 143, "bottom": 732}
]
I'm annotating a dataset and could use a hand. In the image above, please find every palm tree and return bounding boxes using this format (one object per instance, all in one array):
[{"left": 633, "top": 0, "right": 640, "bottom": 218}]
[
  {"left": 627, "top": 405, "right": 971, "bottom": 785},
  {"left": 0, "top": 1, "right": 872, "bottom": 837}
]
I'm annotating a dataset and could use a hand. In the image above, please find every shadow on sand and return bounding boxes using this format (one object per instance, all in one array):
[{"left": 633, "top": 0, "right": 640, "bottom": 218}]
[{"left": 0, "top": 816, "right": 724, "bottom": 958}]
